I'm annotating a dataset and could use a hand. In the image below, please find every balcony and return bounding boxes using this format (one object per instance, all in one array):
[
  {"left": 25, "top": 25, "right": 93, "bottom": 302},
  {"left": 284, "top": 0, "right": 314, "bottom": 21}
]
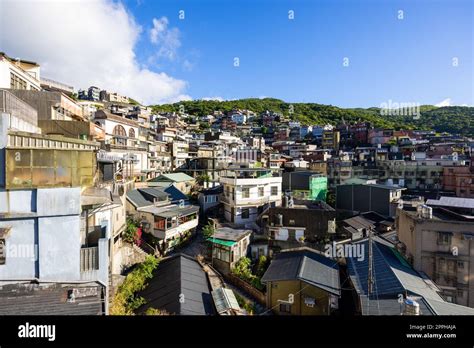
[
  {"left": 220, "top": 194, "right": 278, "bottom": 207},
  {"left": 80, "top": 246, "right": 99, "bottom": 272}
]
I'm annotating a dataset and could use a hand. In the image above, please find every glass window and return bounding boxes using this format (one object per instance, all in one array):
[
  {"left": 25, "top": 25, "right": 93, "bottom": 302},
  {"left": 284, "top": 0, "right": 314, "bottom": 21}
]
[
  {"left": 242, "top": 187, "right": 250, "bottom": 198},
  {"left": 271, "top": 186, "right": 278, "bottom": 196},
  {"left": 241, "top": 209, "right": 249, "bottom": 219},
  {"left": 279, "top": 303, "right": 291, "bottom": 313},
  {"left": 258, "top": 187, "right": 264, "bottom": 197}
]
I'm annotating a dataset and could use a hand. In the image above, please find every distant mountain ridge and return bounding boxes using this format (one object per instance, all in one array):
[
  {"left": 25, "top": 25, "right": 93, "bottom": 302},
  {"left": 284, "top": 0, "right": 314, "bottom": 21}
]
[{"left": 150, "top": 98, "right": 474, "bottom": 136}]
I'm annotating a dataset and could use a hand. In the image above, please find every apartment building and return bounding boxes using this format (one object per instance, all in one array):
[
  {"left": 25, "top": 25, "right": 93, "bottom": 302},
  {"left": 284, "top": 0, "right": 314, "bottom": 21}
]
[
  {"left": 322, "top": 130, "right": 340, "bottom": 151},
  {"left": 396, "top": 198, "right": 474, "bottom": 308},
  {"left": 443, "top": 165, "right": 474, "bottom": 198},
  {"left": 94, "top": 109, "right": 149, "bottom": 181},
  {"left": 171, "top": 140, "right": 190, "bottom": 170},
  {"left": 220, "top": 167, "right": 282, "bottom": 224}
]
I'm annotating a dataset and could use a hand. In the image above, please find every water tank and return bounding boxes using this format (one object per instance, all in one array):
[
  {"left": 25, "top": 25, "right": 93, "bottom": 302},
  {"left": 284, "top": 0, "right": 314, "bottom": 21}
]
[
  {"left": 277, "top": 214, "right": 283, "bottom": 226},
  {"left": 403, "top": 298, "right": 420, "bottom": 315},
  {"left": 288, "top": 197, "right": 294, "bottom": 208},
  {"left": 417, "top": 205, "right": 424, "bottom": 218},
  {"left": 422, "top": 205, "right": 433, "bottom": 219}
]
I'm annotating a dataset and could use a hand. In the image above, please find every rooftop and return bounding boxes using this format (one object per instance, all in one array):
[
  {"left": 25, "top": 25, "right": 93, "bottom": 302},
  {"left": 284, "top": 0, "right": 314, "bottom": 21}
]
[
  {"left": 261, "top": 247, "right": 340, "bottom": 296},
  {"left": 137, "top": 254, "right": 214, "bottom": 315}
]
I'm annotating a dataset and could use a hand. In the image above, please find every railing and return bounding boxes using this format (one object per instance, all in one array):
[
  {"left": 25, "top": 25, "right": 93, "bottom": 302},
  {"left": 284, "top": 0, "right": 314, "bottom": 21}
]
[
  {"left": 80, "top": 246, "right": 99, "bottom": 272},
  {"left": 220, "top": 194, "right": 274, "bottom": 207}
]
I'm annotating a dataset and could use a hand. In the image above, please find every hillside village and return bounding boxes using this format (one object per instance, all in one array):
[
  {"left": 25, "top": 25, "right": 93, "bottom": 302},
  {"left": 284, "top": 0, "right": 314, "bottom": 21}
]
[{"left": 1, "top": 51, "right": 474, "bottom": 316}]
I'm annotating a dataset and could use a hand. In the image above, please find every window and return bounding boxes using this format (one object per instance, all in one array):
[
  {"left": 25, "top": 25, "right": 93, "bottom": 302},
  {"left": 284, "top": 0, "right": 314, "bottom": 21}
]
[
  {"left": 437, "top": 232, "right": 451, "bottom": 245},
  {"left": 258, "top": 187, "right": 264, "bottom": 197},
  {"left": 457, "top": 290, "right": 464, "bottom": 298},
  {"left": 279, "top": 303, "right": 291, "bottom": 313},
  {"left": 271, "top": 186, "right": 278, "bottom": 196},
  {"left": 289, "top": 219, "right": 295, "bottom": 226},
  {"left": 213, "top": 246, "right": 230, "bottom": 262},
  {"left": 457, "top": 261, "right": 464, "bottom": 269},
  {"left": 0, "top": 239, "right": 5, "bottom": 265},
  {"left": 10, "top": 72, "right": 27, "bottom": 90},
  {"left": 129, "top": 128, "right": 136, "bottom": 138},
  {"left": 242, "top": 187, "right": 250, "bottom": 199},
  {"left": 206, "top": 195, "right": 216, "bottom": 204},
  {"left": 241, "top": 209, "right": 250, "bottom": 219},
  {"left": 112, "top": 125, "right": 127, "bottom": 145}
]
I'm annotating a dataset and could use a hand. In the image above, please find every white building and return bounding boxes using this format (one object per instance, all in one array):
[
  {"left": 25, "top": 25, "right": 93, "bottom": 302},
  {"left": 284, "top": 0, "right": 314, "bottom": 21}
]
[
  {"left": 0, "top": 53, "right": 41, "bottom": 91},
  {"left": 230, "top": 113, "right": 247, "bottom": 125},
  {"left": 220, "top": 168, "right": 282, "bottom": 224}
]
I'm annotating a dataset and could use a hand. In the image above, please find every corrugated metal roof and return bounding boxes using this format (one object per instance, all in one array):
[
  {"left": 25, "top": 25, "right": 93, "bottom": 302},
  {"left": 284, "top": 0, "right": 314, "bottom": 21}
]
[
  {"left": 149, "top": 172, "right": 194, "bottom": 183},
  {"left": 345, "top": 238, "right": 473, "bottom": 315},
  {"left": 156, "top": 205, "right": 199, "bottom": 218},
  {"left": 426, "top": 196, "right": 474, "bottom": 209},
  {"left": 261, "top": 248, "right": 340, "bottom": 296},
  {"left": 211, "top": 288, "right": 241, "bottom": 314}
]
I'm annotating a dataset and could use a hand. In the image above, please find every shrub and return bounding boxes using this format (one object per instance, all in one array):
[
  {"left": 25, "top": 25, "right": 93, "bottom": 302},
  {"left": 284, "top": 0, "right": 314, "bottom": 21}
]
[
  {"left": 110, "top": 255, "right": 159, "bottom": 315},
  {"left": 231, "top": 257, "right": 265, "bottom": 291}
]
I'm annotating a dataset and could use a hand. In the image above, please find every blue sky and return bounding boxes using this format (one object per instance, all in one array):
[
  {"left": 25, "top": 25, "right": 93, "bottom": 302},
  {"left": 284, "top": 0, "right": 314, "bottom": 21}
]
[
  {"left": 2, "top": 0, "right": 471, "bottom": 106},
  {"left": 124, "top": 0, "right": 473, "bottom": 107}
]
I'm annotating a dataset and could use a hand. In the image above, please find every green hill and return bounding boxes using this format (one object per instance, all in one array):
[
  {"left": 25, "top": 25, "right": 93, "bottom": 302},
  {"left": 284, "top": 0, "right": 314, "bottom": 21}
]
[{"left": 150, "top": 98, "right": 473, "bottom": 136}]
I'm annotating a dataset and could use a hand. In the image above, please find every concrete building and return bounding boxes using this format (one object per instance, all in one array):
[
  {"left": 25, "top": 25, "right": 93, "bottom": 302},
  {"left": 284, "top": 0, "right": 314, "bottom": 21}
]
[
  {"left": 0, "top": 52, "right": 41, "bottom": 91},
  {"left": 94, "top": 109, "right": 149, "bottom": 181},
  {"left": 443, "top": 165, "right": 474, "bottom": 198},
  {"left": 0, "top": 120, "right": 119, "bottom": 314},
  {"left": 0, "top": 89, "right": 41, "bottom": 133},
  {"left": 262, "top": 247, "right": 340, "bottom": 315},
  {"left": 263, "top": 198, "right": 336, "bottom": 249},
  {"left": 322, "top": 130, "right": 340, "bottom": 151},
  {"left": 336, "top": 183, "right": 404, "bottom": 218},
  {"left": 396, "top": 198, "right": 474, "bottom": 308},
  {"left": 78, "top": 86, "right": 100, "bottom": 101},
  {"left": 220, "top": 167, "right": 282, "bottom": 224},
  {"left": 282, "top": 171, "right": 328, "bottom": 201},
  {"left": 9, "top": 90, "right": 84, "bottom": 121}
]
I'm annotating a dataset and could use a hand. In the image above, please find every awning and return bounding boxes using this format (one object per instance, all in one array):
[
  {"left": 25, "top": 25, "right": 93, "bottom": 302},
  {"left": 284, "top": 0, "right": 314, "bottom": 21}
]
[{"left": 207, "top": 238, "right": 236, "bottom": 247}]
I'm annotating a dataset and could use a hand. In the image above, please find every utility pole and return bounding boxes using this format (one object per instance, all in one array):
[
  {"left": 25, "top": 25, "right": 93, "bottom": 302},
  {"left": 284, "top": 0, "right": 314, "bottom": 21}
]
[{"left": 368, "top": 227, "right": 374, "bottom": 295}]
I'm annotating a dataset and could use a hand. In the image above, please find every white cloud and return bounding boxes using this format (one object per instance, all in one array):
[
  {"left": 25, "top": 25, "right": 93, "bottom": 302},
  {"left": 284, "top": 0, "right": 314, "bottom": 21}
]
[
  {"left": 202, "top": 96, "right": 224, "bottom": 101},
  {"left": 435, "top": 98, "right": 451, "bottom": 107},
  {"left": 0, "top": 0, "right": 190, "bottom": 105},
  {"left": 149, "top": 17, "right": 181, "bottom": 61}
]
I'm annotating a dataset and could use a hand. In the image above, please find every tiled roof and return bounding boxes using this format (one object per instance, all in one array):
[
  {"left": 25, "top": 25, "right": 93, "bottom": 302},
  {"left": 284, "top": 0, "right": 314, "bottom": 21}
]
[{"left": 0, "top": 282, "right": 104, "bottom": 315}]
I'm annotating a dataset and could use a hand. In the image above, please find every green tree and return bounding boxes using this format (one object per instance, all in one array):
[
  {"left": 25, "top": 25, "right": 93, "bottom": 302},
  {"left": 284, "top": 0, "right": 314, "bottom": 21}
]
[
  {"left": 123, "top": 218, "right": 139, "bottom": 243},
  {"left": 202, "top": 221, "right": 215, "bottom": 240}
]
